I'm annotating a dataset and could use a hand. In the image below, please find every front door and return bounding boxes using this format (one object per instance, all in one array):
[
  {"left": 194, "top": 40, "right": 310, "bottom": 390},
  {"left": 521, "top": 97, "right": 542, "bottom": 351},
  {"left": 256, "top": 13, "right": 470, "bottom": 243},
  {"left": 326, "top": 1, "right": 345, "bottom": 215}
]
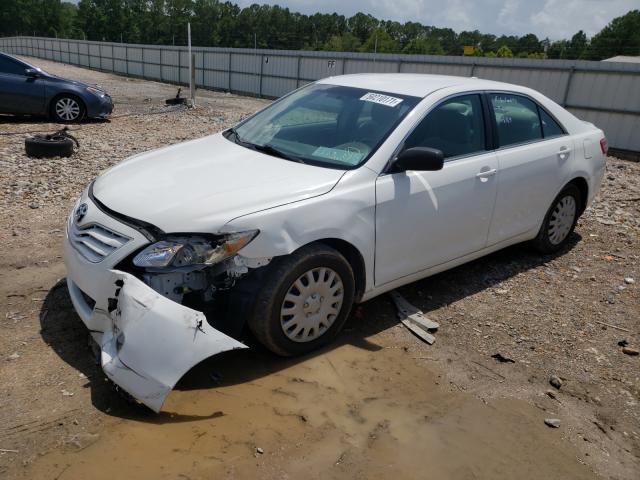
[
  {"left": 375, "top": 94, "right": 499, "bottom": 286},
  {"left": 0, "top": 56, "right": 45, "bottom": 115}
]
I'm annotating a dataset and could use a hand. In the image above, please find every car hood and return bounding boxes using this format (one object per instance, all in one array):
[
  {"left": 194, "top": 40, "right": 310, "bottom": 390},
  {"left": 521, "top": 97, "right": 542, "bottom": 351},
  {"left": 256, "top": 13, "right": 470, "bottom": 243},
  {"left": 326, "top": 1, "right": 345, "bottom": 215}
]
[
  {"left": 92, "top": 133, "right": 345, "bottom": 233},
  {"left": 46, "top": 73, "right": 102, "bottom": 91}
]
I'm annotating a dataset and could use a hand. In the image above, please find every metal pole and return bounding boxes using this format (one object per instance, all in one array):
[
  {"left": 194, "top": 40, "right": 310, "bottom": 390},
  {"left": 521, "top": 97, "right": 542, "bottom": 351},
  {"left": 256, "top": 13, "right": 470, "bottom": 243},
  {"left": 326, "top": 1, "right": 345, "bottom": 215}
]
[
  {"left": 254, "top": 33, "right": 258, "bottom": 95},
  {"left": 188, "top": 23, "right": 195, "bottom": 105}
]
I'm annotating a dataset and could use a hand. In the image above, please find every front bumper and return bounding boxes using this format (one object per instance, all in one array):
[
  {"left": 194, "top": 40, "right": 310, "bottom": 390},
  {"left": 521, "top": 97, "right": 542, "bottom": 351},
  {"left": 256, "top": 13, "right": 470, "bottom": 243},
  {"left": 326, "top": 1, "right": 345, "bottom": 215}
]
[
  {"left": 86, "top": 93, "right": 113, "bottom": 119},
  {"left": 64, "top": 192, "right": 247, "bottom": 412}
]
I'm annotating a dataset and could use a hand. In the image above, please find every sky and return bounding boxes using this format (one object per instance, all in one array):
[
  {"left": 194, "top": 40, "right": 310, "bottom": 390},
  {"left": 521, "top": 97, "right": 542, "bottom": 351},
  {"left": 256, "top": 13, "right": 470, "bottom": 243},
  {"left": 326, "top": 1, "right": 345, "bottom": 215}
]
[{"left": 230, "top": 0, "right": 636, "bottom": 39}]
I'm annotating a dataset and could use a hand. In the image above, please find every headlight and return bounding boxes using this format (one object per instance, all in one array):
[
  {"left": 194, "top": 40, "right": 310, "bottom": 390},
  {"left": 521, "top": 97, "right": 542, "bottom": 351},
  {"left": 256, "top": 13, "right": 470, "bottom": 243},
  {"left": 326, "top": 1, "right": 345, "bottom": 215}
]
[
  {"left": 86, "top": 86, "right": 105, "bottom": 98},
  {"left": 133, "top": 231, "right": 259, "bottom": 268}
]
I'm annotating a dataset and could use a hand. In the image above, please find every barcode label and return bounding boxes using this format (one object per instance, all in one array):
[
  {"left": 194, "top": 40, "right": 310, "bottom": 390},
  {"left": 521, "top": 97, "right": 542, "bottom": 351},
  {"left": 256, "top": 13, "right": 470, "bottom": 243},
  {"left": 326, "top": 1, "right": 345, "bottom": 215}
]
[{"left": 360, "top": 92, "right": 403, "bottom": 107}]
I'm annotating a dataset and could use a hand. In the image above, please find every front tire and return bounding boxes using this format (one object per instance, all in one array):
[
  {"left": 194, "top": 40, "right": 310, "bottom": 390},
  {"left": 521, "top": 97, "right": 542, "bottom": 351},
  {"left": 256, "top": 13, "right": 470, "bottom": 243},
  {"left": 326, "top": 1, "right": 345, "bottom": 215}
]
[
  {"left": 246, "top": 244, "right": 355, "bottom": 356},
  {"left": 531, "top": 184, "right": 582, "bottom": 254},
  {"left": 51, "top": 95, "right": 85, "bottom": 123}
]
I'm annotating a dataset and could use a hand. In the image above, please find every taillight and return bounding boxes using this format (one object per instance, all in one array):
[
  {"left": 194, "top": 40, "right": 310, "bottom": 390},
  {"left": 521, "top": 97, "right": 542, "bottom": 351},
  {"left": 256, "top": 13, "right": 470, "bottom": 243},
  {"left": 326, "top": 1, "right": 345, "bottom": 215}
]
[{"left": 600, "top": 138, "right": 608, "bottom": 155}]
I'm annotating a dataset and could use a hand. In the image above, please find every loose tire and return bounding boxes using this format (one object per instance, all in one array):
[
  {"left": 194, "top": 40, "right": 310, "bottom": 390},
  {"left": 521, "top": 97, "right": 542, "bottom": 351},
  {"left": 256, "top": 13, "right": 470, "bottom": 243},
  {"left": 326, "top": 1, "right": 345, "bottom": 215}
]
[
  {"left": 246, "top": 244, "right": 355, "bottom": 356},
  {"left": 531, "top": 184, "right": 582, "bottom": 254},
  {"left": 25, "top": 134, "right": 75, "bottom": 158},
  {"left": 51, "top": 95, "right": 85, "bottom": 123}
]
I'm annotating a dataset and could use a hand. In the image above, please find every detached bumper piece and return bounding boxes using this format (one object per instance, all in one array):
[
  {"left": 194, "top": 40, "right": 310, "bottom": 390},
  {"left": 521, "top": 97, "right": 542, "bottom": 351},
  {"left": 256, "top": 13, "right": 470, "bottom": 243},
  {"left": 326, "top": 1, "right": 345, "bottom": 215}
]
[{"left": 95, "top": 271, "right": 246, "bottom": 412}]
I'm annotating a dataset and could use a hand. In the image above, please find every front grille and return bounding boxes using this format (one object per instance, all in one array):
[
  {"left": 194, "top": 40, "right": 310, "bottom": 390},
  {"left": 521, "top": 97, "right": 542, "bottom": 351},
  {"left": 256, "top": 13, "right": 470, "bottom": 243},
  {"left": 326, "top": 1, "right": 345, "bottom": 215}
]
[{"left": 69, "top": 222, "right": 130, "bottom": 263}]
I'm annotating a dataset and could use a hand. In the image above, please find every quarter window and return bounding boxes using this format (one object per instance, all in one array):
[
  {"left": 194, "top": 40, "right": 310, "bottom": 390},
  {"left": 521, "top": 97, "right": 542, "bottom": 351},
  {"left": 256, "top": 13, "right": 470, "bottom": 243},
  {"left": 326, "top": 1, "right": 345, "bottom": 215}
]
[
  {"left": 404, "top": 94, "right": 486, "bottom": 159},
  {"left": 490, "top": 94, "right": 542, "bottom": 147},
  {"left": 539, "top": 108, "right": 565, "bottom": 138}
]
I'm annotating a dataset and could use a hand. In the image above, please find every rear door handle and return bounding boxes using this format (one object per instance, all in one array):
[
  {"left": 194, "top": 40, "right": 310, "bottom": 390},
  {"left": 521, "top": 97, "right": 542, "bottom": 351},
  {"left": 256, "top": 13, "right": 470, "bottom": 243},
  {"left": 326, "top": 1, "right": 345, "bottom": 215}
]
[
  {"left": 476, "top": 168, "right": 497, "bottom": 179},
  {"left": 558, "top": 146, "right": 571, "bottom": 160}
]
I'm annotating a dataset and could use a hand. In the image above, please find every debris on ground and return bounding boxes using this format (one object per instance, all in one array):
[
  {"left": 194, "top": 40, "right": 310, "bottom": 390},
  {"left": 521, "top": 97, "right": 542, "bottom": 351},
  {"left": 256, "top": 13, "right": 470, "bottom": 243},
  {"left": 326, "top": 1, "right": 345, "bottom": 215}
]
[
  {"left": 549, "top": 375, "right": 563, "bottom": 390},
  {"left": 544, "top": 418, "right": 561, "bottom": 428},
  {"left": 491, "top": 353, "right": 515, "bottom": 363},
  {"left": 622, "top": 347, "right": 639, "bottom": 356},
  {"left": 390, "top": 290, "right": 439, "bottom": 345}
]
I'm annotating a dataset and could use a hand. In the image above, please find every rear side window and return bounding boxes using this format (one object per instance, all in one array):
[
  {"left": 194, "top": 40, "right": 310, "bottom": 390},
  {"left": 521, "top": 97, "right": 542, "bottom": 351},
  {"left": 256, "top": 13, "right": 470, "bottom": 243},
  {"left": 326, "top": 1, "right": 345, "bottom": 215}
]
[
  {"left": 539, "top": 108, "right": 565, "bottom": 138},
  {"left": 0, "top": 56, "right": 26, "bottom": 76},
  {"left": 404, "top": 94, "right": 486, "bottom": 159},
  {"left": 490, "top": 94, "right": 542, "bottom": 147}
]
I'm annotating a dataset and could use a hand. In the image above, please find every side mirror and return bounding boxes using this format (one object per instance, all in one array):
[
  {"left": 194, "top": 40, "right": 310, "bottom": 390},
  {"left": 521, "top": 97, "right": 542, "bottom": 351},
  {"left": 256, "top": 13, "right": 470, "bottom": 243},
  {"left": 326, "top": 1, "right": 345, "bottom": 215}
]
[
  {"left": 25, "top": 68, "right": 40, "bottom": 78},
  {"left": 390, "top": 147, "right": 444, "bottom": 173}
]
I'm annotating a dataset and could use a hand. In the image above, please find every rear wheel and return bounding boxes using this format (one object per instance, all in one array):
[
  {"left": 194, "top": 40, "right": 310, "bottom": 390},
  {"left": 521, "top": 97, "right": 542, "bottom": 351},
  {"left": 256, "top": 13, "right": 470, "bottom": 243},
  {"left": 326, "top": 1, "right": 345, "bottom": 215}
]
[
  {"left": 246, "top": 244, "right": 355, "bottom": 356},
  {"left": 51, "top": 95, "right": 85, "bottom": 123},
  {"left": 531, "top": 184, "right": 582, "bottom": 254}
]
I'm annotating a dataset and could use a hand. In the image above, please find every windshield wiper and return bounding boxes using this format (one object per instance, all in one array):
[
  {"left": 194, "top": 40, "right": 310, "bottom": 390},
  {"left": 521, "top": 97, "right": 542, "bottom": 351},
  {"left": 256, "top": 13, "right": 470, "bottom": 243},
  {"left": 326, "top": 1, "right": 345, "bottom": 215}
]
[
  {"left": 226, "top": 128, "right": 305, "bottom": 164},
  {"left": 226, "top": 127, "right": 250, "bottom": 146},
  {"left": 251, "top": 143, "right": 306, "bottom": 164}
]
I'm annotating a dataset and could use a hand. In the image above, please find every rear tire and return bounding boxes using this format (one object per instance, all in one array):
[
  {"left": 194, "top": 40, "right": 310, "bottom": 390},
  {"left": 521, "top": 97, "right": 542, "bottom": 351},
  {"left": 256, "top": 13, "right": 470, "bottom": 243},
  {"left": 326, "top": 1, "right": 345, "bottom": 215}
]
[
  {"left": 246, "top": 244, "right": 355, "bottom": 357},
  {"left": 51, "top": 95, "right": 85, "bottom": 123},
  {"left": 531, "top": 184, "right": 582, "bottom": 254}
]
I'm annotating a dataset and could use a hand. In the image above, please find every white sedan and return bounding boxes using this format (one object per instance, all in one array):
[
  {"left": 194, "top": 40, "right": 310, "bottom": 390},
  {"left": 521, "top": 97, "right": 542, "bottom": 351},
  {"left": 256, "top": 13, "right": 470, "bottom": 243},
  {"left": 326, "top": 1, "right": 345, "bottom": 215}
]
[{"left": 64, "top": 74, "right": 607, "bottom": 411}]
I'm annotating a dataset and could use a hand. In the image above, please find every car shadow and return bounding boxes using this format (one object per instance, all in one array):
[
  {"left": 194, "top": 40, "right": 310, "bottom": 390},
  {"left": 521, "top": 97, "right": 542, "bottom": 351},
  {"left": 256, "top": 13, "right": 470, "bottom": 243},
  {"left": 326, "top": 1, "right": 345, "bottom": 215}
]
[
  {"left": 0, "top": 114, "right": 109, "bottom": 127},
  {"left": 39, "top": 234, "right": 580, "bottom": 423}
]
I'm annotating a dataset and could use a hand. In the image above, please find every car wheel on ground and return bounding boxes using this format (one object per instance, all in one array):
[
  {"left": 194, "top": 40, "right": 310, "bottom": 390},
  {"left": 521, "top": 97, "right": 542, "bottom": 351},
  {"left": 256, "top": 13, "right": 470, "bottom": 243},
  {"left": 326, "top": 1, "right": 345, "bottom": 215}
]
[
  {"left": 51, "top": 95, "right": 85, "bottom": 123},
  {"left": 246, "top": 244, "right": 355, "bottom": 356},
  {"left": 532, "top": 184, "right": 582, "bottom": 254}
]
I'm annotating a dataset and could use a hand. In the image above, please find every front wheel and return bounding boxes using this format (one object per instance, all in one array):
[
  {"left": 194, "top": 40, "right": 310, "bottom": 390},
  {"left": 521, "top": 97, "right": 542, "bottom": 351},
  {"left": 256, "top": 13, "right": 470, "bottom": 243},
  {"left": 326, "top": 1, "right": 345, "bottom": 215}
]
[
  {"left": 246, "top": 244, "right": 355, "bottom": 356},
  {"left": 531, "top": 184, "right": 582, "bottom": 254},
  {"left": 51, "top": 95, "right": 85, "bottom": 123}
]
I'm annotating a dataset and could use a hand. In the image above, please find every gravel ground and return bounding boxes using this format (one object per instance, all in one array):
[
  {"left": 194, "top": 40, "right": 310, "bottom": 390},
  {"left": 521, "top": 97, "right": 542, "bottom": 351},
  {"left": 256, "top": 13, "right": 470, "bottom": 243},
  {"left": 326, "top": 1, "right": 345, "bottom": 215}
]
[{"left": 0, "top": 57, "right": 638, "bottom": 479}]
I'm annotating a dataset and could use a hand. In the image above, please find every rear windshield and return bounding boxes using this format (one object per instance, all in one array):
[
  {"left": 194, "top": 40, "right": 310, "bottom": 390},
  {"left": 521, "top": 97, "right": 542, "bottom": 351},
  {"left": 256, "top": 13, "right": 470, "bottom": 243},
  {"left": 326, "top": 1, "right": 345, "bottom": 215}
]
[{"left": 230, "top": 83, "right": 420, "bottom": 169}]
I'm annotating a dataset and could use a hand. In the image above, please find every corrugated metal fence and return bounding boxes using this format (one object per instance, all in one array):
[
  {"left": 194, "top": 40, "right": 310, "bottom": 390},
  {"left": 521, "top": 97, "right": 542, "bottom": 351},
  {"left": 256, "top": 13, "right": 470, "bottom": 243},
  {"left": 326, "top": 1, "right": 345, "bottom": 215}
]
[{"left": 1, "top": 36, "right": 639, "bottom": 153}]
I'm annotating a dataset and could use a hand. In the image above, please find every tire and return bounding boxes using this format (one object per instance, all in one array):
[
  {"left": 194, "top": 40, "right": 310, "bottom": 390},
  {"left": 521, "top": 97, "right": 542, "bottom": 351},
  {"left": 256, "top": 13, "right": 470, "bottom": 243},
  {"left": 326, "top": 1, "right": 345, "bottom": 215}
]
[
  {"left": 531, "top": 184, "right": 582, "bottom": 254},
  {"left": 50, "top": 95, "right": 85, "bottom": 123},
  {"left": 245, "top": 244, "right": 355, "bottom": 357},
  {"left": 25, "top": 135, "right": 75, "bottom": 158}
]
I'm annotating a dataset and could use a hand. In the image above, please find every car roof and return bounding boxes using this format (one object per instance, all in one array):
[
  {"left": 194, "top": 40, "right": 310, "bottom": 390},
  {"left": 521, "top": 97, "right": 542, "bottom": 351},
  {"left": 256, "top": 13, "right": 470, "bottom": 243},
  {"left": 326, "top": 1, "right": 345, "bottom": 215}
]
[{"left": 318, "top": 73, "right": 525, "bottom": 98}]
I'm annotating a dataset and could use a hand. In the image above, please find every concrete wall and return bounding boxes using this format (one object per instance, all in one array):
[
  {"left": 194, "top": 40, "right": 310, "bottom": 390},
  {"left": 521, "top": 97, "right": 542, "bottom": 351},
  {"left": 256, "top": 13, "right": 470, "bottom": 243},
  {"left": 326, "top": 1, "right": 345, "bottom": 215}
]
[{"left": 2, "top": 36, "right": 639, "bottom": 153}]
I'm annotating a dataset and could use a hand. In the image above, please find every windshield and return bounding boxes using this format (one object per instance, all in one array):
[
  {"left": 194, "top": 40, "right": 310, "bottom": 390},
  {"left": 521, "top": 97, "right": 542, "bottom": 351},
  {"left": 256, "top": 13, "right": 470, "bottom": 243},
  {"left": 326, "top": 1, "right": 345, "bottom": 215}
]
[{"left": 228, "top": 84, "right": 420, "bottom": 169}]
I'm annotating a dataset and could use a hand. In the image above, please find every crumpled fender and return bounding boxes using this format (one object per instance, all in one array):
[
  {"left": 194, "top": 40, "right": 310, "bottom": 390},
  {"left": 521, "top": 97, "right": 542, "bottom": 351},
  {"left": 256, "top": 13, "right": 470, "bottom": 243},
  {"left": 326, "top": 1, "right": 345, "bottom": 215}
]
[{"left": 94, "top": 270, "right": 246, "bottom": 412}]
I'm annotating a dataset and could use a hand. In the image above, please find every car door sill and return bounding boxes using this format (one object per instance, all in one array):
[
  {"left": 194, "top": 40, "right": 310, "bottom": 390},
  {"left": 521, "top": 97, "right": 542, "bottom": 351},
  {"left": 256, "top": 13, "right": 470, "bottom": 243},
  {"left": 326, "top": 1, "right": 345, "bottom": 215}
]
[{"left": 363, "top": 230, "right": 536, "bottom": 302}]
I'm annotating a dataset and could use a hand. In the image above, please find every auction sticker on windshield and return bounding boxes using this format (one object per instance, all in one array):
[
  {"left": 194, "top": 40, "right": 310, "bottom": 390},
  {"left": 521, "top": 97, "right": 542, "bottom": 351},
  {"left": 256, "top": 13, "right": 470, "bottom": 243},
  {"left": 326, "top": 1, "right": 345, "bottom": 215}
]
[
  {"left": 360, "top": 92, "right": 404, "bottom": 107},
  {"left": 312, "top": 146, "right": 365, "bottom": 165}
]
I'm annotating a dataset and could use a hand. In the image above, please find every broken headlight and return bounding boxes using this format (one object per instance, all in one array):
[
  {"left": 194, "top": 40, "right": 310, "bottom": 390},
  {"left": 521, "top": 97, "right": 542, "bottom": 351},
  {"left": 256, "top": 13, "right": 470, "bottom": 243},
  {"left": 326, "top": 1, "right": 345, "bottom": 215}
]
[{"left": 133, "top": 231, "right": 259, "bottom": 268}]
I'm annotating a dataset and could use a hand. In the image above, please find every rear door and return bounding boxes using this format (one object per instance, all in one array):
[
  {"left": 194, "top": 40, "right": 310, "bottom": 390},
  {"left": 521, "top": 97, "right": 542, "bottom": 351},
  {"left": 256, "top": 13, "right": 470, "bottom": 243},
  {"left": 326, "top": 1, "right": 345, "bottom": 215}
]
[
  {"left": 485, "top": 92, "right": 573, "bottom": 245},
  {"left": 0, "top": 56, "right": 45, "bottom": 114},
  {"left": 375, "top": 93, "right": 499, "bottom": 285}
]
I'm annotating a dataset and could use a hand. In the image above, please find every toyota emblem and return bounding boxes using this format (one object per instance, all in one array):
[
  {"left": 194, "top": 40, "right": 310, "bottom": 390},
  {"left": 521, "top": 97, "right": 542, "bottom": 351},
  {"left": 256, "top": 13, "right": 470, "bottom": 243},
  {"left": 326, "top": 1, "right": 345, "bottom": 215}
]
[{"left": 75, "top": 203, "right": 88, "bottom": 223}]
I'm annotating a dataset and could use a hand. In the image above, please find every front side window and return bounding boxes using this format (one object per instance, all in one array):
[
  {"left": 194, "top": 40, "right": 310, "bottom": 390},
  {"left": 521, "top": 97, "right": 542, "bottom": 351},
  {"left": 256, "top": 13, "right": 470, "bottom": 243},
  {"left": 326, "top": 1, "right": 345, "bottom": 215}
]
[
  {"left": 403, "top": 94, "right": 486, "bottom": 159},
  {"left": 0, "top": 56, "right": 26, "bottom": 76},
  {"left": 490, "top": 93, "right": 543, "bottom": 147},
  {"left": 230, "top": 84, "right": 420, "bottom": 169}
]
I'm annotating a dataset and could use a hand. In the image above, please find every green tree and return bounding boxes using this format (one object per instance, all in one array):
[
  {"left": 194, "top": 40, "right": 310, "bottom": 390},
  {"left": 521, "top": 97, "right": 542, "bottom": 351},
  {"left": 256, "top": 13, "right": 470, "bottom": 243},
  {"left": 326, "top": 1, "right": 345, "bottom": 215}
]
[
  {"left": 496, "top": 45, "right": 513, "bottom": 57},
  {"left": 323, "top": 33, "right": 361, "bottom": 52},
  {"left": 566, "top": 30, "right": 588, "bottom": 59},
  {"left": 585, "top": 9, "right": 640, "bottom": 59},
  {"left": 360, "top": 27, "right": 398, "bottom": 53},
  {"left": 347, "top": 12, "right": 377, "bottom": 43},
  {"left": 402, "top": 37, "right": 444, "bottom": 55}
]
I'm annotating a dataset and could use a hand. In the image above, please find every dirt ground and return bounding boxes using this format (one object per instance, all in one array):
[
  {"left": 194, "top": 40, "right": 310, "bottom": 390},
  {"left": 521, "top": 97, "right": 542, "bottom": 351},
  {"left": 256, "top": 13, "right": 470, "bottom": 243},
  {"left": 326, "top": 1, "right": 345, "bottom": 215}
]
[{"left": 0, "top": 58, "right": 638, "bottom": 480}]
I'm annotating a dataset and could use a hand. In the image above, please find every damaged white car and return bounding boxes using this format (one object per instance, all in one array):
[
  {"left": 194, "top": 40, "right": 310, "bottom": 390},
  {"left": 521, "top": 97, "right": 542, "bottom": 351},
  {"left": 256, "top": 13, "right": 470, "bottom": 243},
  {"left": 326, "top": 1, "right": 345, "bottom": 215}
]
[{"left": 64, "top": 74, "right": 606, "bottom": 411}]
